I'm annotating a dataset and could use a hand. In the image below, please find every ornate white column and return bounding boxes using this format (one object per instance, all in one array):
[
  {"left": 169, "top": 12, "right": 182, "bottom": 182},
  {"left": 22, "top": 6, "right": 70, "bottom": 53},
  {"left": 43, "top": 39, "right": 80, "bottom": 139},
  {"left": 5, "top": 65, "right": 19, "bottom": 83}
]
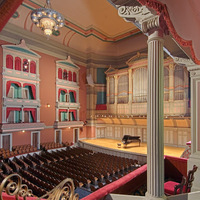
[
  {"left": 174, "top": 57, "right": 200, "bottom": 191},
  {"left": 117, "top": 5, "right": 168, "bottom": 200},
  {"left": 146, "top": 27, "right": 165, "bottom": 200},
  {"left": 169, "top": 63, "right": 175, "bottom": 101}
]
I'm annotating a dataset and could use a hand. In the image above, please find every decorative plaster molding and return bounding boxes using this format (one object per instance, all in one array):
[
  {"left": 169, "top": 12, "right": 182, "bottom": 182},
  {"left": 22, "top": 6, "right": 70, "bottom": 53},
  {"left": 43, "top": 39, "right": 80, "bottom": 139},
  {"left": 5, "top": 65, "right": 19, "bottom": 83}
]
[
  {"left": 173, "top": 56, "right": 200, "bottom": 73},
  {"left": 117, "top": 5, "right": 152, "bottom": 23},
  {"left": 117, "top": 5, "right": 168, "bottom": 34}
]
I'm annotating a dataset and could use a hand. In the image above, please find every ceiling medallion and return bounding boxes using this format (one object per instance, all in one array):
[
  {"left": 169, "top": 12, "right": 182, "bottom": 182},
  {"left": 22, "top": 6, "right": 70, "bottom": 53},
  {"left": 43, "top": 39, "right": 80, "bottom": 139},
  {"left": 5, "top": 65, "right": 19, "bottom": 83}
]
[{"left": 31, "top": 0, "right": 64, "bottom": 38}]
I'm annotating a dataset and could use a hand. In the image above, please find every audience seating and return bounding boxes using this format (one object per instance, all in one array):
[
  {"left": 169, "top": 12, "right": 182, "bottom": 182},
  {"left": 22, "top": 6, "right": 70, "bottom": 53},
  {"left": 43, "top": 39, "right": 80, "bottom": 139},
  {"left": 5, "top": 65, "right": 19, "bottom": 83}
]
[{"left": 0, "top": 146, "right": 142, "bottom": 198}]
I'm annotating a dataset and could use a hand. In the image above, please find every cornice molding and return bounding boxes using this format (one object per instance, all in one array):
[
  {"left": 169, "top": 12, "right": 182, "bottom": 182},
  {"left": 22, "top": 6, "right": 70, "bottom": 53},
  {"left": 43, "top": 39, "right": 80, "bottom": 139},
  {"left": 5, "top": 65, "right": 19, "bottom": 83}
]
[{"left": 0, "top": 23, "right": 147, "bottom": 68}]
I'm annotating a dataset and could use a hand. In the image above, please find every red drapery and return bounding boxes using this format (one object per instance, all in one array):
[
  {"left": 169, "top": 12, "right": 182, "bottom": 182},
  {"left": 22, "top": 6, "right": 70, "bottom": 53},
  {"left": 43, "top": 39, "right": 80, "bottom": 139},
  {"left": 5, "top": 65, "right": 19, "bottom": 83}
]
[
  {"left": 6, "top": 55, "right": 13, "bottom": 69},
  {"left": 69, "top": 109, "right": 76, "bottom": 120},
  {"left": 58, "top": 68, "right": 62, "bottom": 79},
  {"left": 6, "top": 81, "right": 21, "bottom": 96},
  {"left": 15, "top": 57, "right": 21, "bottom": 71},
  {"left": 96, "top": 104, "right": 107, "bottom": 110},
  {"left": 23, "top": 83, "right": 36, "bottom": 99},
  {"left": 23, "top": 108, "right": 36, "bottom": 122},
  {"left": 73, "top": 72, "right": 77, "bottom": 82},
  {"left": 6, "top": 107, "right": 21, "bottom": 119},
  {"left": 68, "top": 71, "right": 72, "bottom": 81},
  {"left": 58, "top": 89, "right": 67, "bottom": 100},
  {"left": 59, "top": 109, "right": 68, "bottom": 116},
  {"left": 30, "top": 61, "right": 36, "bottom": 74}
]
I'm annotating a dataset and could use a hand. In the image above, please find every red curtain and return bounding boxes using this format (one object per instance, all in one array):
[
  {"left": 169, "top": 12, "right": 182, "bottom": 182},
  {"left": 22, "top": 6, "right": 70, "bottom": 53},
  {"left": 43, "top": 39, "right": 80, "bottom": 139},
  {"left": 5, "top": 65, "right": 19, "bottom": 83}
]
[
  {"left": 59, "top": 109, "right": 68, "bottom": 116},
  {"left": 6, "top": 55, "right": 13, "bottom": 69},
  {"left": 58, "top": 89, "right": 67, "bottom": 100},
  {"left": 23, "top": 108, "right": 36, "bottom": 122},
  {"left": 69, "top": 109, "right": 76, "bottom": 120},
  {"left": 68, "top": 71, "right": 72, "bottom": 81},
  {"left": 6, "top": 107, "right": 21, "bottom": 119},
  {"left": 73, "top": 72, "right": 76, "bottom": 82},
  {"left": 96, "top": 104, "right": 107, "bottom": 110},
  {"left": 15, "top": 57, "right": 21, "bottom": 71},
  {"left": 6, "top": 81, "right": 21, "bottom": 96},
  {"left": 58, "top": 68, "right": 62, "bottom": 79},
  {"left": 30, "top": 61, "right": 36, "bottom": 74},
  {"left": 23, "top": 83, "right": 36, "bottom": 99}
]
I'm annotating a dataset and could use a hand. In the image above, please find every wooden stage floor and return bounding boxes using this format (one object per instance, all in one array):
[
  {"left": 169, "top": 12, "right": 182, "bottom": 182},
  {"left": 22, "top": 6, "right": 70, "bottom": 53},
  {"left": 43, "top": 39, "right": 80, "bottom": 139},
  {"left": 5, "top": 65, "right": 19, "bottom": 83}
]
[{"left": 82, "top": 138, "right": 185, "bottom": 157}]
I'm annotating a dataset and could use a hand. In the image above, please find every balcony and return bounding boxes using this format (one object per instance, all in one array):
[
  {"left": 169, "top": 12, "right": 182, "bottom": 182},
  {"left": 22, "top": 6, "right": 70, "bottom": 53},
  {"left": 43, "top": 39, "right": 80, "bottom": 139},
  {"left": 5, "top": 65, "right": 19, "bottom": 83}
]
[
  {"left": 54, "top": 121, "right": 84, "bottom": 129},
  {"left": 0, "top": 122, "right": 45, "bottom": 133}
]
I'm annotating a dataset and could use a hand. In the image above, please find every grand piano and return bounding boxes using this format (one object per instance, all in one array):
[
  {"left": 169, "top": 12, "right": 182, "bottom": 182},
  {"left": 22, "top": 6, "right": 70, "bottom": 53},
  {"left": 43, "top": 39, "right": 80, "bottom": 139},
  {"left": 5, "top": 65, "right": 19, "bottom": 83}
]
[{"left": 122, "top": 135, "right": 141, "bottom": 147}]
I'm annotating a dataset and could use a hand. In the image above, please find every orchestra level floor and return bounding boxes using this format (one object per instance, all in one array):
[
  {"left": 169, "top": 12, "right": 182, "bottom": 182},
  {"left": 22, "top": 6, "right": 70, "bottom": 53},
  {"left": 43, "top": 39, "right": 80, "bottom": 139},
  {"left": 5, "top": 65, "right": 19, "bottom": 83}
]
[{"left": 82, "top": 138, "right": 186, "bottom": 157}]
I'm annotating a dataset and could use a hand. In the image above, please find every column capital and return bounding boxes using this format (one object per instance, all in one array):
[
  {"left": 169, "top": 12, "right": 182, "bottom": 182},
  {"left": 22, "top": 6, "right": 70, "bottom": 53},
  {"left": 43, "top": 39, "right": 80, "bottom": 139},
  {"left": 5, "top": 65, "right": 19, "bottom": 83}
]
[
  {"left": 117, "top": 5, "right": 168, "bottom": 35},
  {"left": 169, "top": 63, "right": 175, "bottom": 70},
  {"left": 173, "top": 56, "right": 200, "bottom": 76}
]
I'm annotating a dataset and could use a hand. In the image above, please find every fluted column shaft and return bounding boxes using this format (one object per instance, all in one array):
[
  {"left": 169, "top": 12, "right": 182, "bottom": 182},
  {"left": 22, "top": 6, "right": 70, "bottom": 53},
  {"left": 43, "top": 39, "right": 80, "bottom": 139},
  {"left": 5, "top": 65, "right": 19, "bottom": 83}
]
[{"left": 146, "top": 30, "right": 165, "bottom": 200}]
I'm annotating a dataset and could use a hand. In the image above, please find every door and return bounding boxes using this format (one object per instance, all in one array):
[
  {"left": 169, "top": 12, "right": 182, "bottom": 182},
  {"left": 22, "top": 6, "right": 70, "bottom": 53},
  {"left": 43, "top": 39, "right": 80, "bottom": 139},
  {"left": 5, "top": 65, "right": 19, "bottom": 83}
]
[
  {"left": 74, "top": 129, "right": 79, "bottom": 144},
  {"left": 32, "top": 132, "right": 40, "bottom": 149},
  {"left": 55, "top": 130, "right": 62, "bottom": 144},
  {"left": 2, "top": 135, "right": 10, "bottom": 150}
]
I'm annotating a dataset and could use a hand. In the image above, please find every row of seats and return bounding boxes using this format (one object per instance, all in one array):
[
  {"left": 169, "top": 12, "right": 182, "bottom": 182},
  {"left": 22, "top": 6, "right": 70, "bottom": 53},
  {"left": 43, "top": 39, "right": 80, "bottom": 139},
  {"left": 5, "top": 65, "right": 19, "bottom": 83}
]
[
  {"left": 40, "top": 142, "right": 64, "bottom": 150},
  {"left": 0, "top": 147, "right": 141, "bottom": 196},
  {"left": 0, "top": 146, "right": 37, "bottom": 160}
]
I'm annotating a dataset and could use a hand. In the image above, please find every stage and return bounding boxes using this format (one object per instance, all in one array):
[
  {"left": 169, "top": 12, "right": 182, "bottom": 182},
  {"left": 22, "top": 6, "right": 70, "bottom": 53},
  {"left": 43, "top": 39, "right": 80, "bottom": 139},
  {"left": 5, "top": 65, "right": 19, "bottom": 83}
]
[{"left": 81, "top": 138, "right": 185, "bottom": 158}]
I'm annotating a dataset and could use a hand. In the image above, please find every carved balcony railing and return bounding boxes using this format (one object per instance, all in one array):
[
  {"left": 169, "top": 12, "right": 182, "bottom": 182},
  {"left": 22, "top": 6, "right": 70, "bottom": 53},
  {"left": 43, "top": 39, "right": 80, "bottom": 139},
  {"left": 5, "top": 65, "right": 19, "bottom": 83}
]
[{"left": 0, "top": 174, "right": 79, "bottom": 200}]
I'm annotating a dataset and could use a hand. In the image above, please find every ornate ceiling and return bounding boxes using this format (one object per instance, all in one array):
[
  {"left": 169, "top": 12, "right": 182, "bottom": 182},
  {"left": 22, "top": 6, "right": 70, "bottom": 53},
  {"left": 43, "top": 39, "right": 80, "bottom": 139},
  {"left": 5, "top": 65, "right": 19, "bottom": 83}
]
[{"left": 0, "top": 0, "right": 199, "bottom": 65}]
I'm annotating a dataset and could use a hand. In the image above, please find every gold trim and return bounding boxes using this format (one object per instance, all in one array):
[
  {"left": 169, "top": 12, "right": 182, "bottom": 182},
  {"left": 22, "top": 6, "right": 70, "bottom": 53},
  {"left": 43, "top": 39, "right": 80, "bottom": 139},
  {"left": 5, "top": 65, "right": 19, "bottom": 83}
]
[{"left": 0, "top": 174, "right": 79, "bottom": 200}]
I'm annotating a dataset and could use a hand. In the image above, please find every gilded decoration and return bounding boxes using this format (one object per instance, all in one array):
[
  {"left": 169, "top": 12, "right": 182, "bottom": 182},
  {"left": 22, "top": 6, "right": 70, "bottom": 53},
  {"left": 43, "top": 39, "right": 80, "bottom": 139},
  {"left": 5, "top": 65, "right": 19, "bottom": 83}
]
[{"left": 0, "top": 174, "right": 79, "bottom": 200}]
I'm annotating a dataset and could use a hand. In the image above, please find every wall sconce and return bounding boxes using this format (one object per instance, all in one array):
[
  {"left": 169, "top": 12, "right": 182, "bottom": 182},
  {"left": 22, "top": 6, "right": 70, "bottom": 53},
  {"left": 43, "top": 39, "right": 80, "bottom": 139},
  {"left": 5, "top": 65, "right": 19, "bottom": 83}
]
[
  {"left": 47, "top": 103, "right": 50, "bottom": 108},
  {"left": 22, "top": 130, "right": 25, "bottom": 133}
]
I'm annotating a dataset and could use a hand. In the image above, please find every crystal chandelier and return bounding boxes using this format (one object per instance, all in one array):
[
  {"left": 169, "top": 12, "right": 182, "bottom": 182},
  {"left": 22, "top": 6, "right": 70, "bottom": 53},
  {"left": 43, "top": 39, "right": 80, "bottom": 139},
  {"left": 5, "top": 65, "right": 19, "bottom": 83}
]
[{"left": 31, "top": 0, "right": 64, "bottom": 38}]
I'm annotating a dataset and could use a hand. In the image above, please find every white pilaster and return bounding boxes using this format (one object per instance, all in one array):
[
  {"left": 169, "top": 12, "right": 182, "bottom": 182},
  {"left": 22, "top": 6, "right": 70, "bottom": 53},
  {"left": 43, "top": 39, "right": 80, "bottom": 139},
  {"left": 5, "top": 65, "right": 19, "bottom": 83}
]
[
  {"left": 106, "top": 77, "right": 110, "bottom": 105},
  {"left": 169, "top": 64, "right": 174, "bottom": 101}
]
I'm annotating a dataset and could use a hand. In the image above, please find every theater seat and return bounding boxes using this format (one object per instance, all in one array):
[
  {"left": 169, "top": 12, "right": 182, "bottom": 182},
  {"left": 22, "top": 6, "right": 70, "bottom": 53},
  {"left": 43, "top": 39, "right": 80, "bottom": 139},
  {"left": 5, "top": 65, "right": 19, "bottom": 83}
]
[
  {"left": 164, "top": 176, "right": 186, "bottom": 195},
  {"left": 164, "top": 165, "right": 198, "bottom": 195}
]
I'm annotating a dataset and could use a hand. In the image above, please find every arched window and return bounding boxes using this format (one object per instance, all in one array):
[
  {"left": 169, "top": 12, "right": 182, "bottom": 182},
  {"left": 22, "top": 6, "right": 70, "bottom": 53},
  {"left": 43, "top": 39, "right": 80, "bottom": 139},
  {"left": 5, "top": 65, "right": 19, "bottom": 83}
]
[
  {"left": 109, "top": 77, "right": 115, "bottom": 104},
  {"left": 23, "top": 59, "right": 29, "bottom": 72},
  {"left": 73, "top": 72, "right": 77, "bottom": 82},
  {"left": 23, "top": 84, "right": 36, "bottom": 100},
  {"left": 164, "top": 67, "right": 169, "bottom": 101},
  {"left": 30, "top": 61, "right": 36, "bottom": 74},
  {"left": 133, "top": 68, "right": 147, "bottom": 103},
  {"left": 174, "top": 65, "right": 184, "bottom": 100},
  {"left": 118, "top": 75, "right": 128, "bottom": 104},
  {"left": 58, "top": 68, "right": 62, "bottom": 79},
  {"left": 6, "top": 55, "right": 13, "bottom": 69},
  {"left": 68, "top": 71, "right": 72, "bottom": 81},
  {"left": 6, "top": 81, "right": 21, "bottom": 98},
  {"left": 69, "top": 90, "right": 76, "bottom": 103},
  {"left": 15, "top": 57, "right": 21, "bottom": 71},
  {"left": 63, "top": 70, "right": 68, "bottom": 80}
]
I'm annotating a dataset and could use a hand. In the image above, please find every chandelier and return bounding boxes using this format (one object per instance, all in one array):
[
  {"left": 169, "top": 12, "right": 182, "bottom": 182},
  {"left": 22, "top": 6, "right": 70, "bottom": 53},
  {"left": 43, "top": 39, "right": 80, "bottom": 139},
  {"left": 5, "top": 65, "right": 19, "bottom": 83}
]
[{"left": 31, "top": 0, "right": 64, "bottom": 38}]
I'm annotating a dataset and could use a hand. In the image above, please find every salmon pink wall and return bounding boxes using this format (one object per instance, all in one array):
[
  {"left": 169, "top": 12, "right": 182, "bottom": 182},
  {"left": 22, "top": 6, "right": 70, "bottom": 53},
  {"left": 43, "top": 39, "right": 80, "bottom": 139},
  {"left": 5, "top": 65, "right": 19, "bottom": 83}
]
[
  {"left": 86, "top": 126, "right": 96, "bottom": 138},
  {"left": 39, "top": 52, "right": 57, "bottom": 126},
  {"left": 12, "top": 131, "right": 31, "bottom": 146},
  {"left": 40, "top": 129, "right": 54, "bottom": 144},
  {"left": 62, "top": 128, "right": 74, "bottom": 143},
  {"left": 77, "top": 64, "right": 87, "bottom": 139}
]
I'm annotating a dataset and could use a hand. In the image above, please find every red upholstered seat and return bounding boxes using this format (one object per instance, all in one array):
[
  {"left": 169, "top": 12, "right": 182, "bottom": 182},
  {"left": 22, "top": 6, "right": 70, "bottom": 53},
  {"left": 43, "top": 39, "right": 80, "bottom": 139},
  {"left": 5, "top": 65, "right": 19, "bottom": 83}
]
[
  {"left": 164, "top": 165, "right": 198, "bottom": 196},
  {"left": 164, "top": 178, "right": 186, "bottom": 195}
]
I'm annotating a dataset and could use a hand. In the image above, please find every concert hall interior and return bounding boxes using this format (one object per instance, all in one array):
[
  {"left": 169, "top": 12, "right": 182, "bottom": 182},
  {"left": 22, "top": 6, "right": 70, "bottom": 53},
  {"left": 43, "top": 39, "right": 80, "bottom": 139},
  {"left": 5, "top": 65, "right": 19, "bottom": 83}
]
[{"left": 0, "top": 0, "right": 200, "bottom": 200}]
